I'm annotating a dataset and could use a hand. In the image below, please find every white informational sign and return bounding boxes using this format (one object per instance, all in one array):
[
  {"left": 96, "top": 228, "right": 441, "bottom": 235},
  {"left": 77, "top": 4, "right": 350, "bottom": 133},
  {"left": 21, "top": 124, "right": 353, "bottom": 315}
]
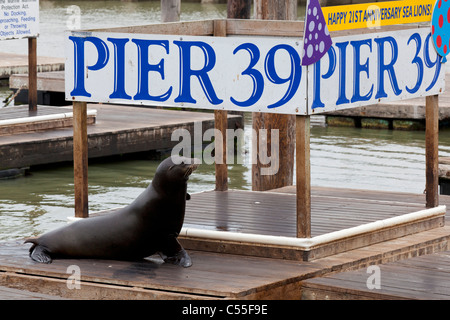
[
  {"left": 65, "top": 31, "right": 308, "bottom": 115},
  {"left": 0, "top": 0, "right": 39, "bottom": 40},
  {"left": 308, "top": 27, "right": 445, "bottom": 114},
  {"left": 65, "top": 27, "right": 445, "bottom": 115}
]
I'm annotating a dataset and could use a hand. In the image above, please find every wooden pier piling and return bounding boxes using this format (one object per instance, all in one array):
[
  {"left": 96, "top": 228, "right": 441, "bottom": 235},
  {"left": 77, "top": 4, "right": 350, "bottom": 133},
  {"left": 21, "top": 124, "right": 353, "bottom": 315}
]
[
  {"left": 73, "top": 101, "right": 89, "bottom": 218},
  {"left": 426, "top": 94, "right": 439, "bottom": 208},
  {"left": 27, "top": 37, "right": 38, "bottom": 112}
]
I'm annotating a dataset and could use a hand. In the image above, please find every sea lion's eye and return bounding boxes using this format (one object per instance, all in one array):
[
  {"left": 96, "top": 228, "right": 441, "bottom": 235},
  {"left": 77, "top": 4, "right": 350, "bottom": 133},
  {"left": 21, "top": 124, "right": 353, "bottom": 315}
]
[{"left": 168, "top": 165, "right": 175, "bottom": 170}]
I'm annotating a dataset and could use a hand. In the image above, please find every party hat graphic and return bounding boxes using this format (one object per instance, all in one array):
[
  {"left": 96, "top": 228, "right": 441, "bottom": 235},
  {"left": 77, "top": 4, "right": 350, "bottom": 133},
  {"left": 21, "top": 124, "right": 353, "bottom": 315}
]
[{"left": 302, "top": 0, "right": 333, "bottom": 66}]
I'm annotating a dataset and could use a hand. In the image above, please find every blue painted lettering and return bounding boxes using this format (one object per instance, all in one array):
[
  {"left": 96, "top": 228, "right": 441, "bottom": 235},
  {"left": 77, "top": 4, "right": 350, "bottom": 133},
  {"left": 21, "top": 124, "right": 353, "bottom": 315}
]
[
  {"left": 69, "top": 36, "right": 109, "bottom": 97},
  {"left": 350, "top": 38, "right": 373, "bottom": 103},
  {"left": 132, "top": 39, "right": 172, "bottom": 102},
  {"left": 108, "top": 38, "right": 131, "bottom": 100},
  {"left": 264, "top": 44, "right": 301, "bottom": 109},
  {"left": 173, "top": 41, "right": 223, "bottom": 105},
  {"left": 335, "top": 41, "right": 350, "bottom": 105},
  {"left": 230, "top": 43, "right": 264, "bottom": 107},
  {"left": 374, "top": 36, "right": 402, "bottom": 99},
  {"left": 405, "top": 33, "right": 423, "bottom": 94},
  {"left": 311, "top": 47, "right": 336, "bottom": 110}
]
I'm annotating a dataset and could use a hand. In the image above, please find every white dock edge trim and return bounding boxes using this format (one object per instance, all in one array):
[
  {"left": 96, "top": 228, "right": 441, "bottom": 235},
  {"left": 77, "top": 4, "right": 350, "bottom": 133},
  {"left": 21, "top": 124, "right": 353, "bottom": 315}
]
[
  {"left": 0, "top": 109, "right": 97, "bottom": 126},
  {"left": 179, "top": 205, "right": 446, "bottom": 250}
]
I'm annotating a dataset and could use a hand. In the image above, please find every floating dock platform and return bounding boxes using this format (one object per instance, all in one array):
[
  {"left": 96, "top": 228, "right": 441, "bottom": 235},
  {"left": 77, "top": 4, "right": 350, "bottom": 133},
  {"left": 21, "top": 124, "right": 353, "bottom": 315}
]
[
  {"left": 0, "top": 53, "right": 64, "bottom": 79},
  {"left": 323, "top": 72, "right": 450, "bottom": 130},
  {"left": 0, "top": 104, "right": 242, "bottom": 170},
  {"left": 8, "top": 70, "right": 450, "bottom": 129},
  {"left": 0, "top": 187, "right": 449, "bottom": 300}
]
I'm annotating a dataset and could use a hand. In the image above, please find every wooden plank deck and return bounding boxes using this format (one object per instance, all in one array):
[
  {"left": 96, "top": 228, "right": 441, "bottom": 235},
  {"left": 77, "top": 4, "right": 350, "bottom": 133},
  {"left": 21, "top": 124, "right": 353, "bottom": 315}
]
[
  {"left": 0, "top": 105, "right": 96, "bottom": 136},
  {"left": 0, "top": 187, "right": 449, "bottom": 299},
  {"left": 9, "top": 71, "right": 65, "bottom": 93},
  {"left": 0, "top": 53, "right": 64, "bottom": 79},
  {"left": 179, "top": 187, "right": 446, "bottom": 260},
  {"left": 0, "top": 240, "right": 323, "bottom": 299},
  {"left": 9, "top": 70, "right": 450, "bottom": 123},
  {"left": 0, "top": 285, "right": 67, "bottom": 300},
  {"left": 323, "top": 70, "right": 450, "bottom": 129},
  {"left": 1, "top": 224, "right": 449, "bottom": 299},
  {"left": 8, "top": 71, "right": 67, "bottom": 105},
  {"left": 184, "top": 189, "right": 427, "bottom": 237},
  {"left": 301, "top": 248, "right": 450, "bottom": 300},
  {"left": 0, "top": 104, "right": 242, "bottom": 170},
  {"left": 0, "top": 105, "right": 73, "bottom": 121}
]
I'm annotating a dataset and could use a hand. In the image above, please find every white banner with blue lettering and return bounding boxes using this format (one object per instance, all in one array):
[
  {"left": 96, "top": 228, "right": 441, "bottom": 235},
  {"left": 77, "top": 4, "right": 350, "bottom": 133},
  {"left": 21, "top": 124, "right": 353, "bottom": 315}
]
[
  {"left": 65, "top": 31, "right": 307, "bottom": 114},
  {"left": 308, "top": 27, "right": 445, "bottom": 114},
  {"left": 65, "top": 27, "right": 445, "bottom": 115}
]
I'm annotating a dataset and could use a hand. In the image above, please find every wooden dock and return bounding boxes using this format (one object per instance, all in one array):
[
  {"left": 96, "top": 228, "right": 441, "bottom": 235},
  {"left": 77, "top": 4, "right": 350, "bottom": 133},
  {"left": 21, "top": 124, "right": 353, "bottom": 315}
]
[
  {"left": 179, "top": 187, "right": 445, "bottom": 261},
  {"left": 9, "top": 71, "right": 64, "bottom": 93},
  {"left": 9, "top": 71, "right": 67, "bottom": 106},
  {"left": 0, "top": 105, "right": 96, "bottom": 136},
  {"left": 0, "top": 53, "right": 64, "bottom": 79},
  {"left": 8, "top": 70, "right": 450, "bottom": 129},
  {"left": 0, "top": 187, "right": 449, "bottom": 299},
  {"left": 301, "top": 246, "right": 450, "bottom": 300},
  {"left": 324, "top": 71, "right": 450, "bottom": 130},
  {"left": 0, "top": 104, "right": 242, "bottom": 170}
]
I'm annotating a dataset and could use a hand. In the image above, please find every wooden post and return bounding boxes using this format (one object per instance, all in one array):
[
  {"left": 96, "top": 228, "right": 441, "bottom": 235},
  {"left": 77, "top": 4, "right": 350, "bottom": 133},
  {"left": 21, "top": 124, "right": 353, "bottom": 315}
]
[
  {"left": 296, "top": 115, "right": 311, "bottom": 238},
  {"left": 28, "top": 37, "right": 37, "bottom": 112},
  {"left": 227, "top": 0, "right": 251, "bottom": 19},
  {"left": 161, "top": 0, "right": 180, "bottom": 23},
  {"left": 215, "top": 110, "right": 228, "bottom": 191},
  {"left": 73, "top": 101, "right": 89, "bottom": 218},
  {"left": 426, "top": 94, "right": 439, "bottom": 208},
  {"left": 254, "top": 0, "right": 297, "bottom": 21},
  {"left": 252, "top": 0, "right": 297, "bottom": 191},
  {"left": 214, "top": 19, "right": 228, "bottom": 191}
]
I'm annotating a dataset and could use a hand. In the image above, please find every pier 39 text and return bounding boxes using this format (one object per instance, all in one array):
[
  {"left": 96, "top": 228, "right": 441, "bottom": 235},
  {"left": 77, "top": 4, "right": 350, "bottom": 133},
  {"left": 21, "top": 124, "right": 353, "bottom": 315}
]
[{"left": 65, "top": 27, "right": 444, "bottom": 115}]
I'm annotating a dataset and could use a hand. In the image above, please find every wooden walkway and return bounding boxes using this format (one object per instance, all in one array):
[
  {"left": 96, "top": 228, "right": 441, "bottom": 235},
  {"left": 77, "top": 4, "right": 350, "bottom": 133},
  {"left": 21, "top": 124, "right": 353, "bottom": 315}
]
[
  {"left": 0, "top": 104, "right": 242, "bottom": 170},
  {"left": 8, "top": 71, "right": 67, "bottom": 105},
  {"left": 9, "top": 71, "right": 450, "bottom": 126},
  {"left": 0, "top": 53, "right": 64, "bottom": 79},
  {"left": 184, "top": 187, "right": 429, "bottom": 237},
  {"left": 0, "top": 105, "right": 96, "bottom": 136},
  {"left": 301, "top": 249, "right": 450, "bottom": 300},
  {"left": 0, "top": 187, "right": 449, "bottom": 299},
  {"left": 0, "top": 285, "right": 66, "bottom": 300},
  {"left": 9, "top": 71, "right": 64, "bottom": 92},
  {"left": 324, "top": 71, "right": 450, "bottom": 129}
]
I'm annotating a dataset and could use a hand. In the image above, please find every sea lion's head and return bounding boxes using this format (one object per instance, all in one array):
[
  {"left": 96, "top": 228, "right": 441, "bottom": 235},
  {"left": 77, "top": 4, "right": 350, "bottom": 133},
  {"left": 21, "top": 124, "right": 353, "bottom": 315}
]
[{"left": 152, "top": 156, "right": 199, "bottom": 192}]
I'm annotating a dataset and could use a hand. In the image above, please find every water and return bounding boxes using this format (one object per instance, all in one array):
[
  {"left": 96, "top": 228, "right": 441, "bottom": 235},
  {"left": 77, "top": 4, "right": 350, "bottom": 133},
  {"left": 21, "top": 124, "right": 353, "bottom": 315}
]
[
  {"left": 1, "top": 1, "right": 450, "bottom": 241},
  {"left": 2, "top": 116, "right": 450, "bottom": 241}
]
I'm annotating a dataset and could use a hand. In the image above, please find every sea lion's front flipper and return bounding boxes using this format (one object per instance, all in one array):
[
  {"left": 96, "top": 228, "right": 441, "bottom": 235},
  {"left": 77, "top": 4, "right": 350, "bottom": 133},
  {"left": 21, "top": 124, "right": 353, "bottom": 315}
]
[
  {"left": 158, "top": 237, "right": 192, "bottom": 268},
  {"left": 186, "top": 193, "right": 191, "bottom": 200},
  {"left": 28, "top": 244, "right": 53, "bottom": 264}
]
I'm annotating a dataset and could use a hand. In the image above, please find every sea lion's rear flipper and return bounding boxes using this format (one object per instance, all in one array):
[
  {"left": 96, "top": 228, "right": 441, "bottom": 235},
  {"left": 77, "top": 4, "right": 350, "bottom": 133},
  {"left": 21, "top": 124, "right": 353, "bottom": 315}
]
[
  {"left": 158, "top": 237, "right": 192, "bottom": 268},
  {"left": 25, "top": 240, "right": 52, "bottom": 264},
  {"left": 163, "top": 247, "right": 192, "bottom": 268}
]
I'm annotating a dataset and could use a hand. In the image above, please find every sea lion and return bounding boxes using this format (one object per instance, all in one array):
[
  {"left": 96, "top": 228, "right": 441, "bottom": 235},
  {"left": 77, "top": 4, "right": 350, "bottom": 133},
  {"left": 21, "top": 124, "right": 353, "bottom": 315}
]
[{"left": 25, "top": 156, "right": 198, "bottom": 268}]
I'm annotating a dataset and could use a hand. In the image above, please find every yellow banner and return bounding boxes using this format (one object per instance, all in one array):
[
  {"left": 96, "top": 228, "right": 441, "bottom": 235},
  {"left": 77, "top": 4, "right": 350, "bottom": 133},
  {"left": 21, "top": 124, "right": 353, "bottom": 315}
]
[{"left": 322, "top": 0, "right": 435, "bottom": 32}]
